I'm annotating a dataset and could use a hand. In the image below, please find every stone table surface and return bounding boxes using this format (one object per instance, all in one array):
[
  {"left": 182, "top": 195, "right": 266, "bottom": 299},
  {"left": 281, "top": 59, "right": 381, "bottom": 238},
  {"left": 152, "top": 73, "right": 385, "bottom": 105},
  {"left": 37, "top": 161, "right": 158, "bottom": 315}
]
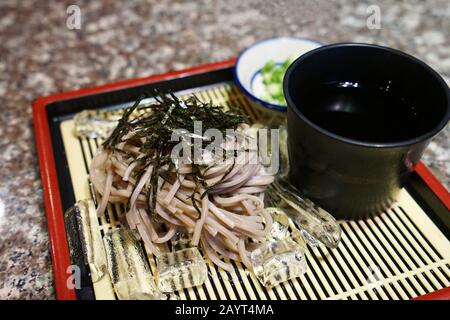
[{"left": 0, "top": 0, "right": 448, "bottom": 299}]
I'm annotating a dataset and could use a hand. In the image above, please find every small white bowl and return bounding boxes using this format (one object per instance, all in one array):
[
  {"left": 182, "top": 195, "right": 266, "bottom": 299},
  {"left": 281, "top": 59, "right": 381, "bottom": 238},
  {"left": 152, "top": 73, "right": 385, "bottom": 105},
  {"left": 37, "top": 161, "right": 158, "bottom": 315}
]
[{"left": 235, "top": 36, "right": 322, "bottom": 111}]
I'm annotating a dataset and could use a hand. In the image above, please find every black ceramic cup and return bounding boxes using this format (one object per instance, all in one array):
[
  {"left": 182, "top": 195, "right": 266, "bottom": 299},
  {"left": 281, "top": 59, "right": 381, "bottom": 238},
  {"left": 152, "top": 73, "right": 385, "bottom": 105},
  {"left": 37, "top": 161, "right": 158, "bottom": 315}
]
[{"left": 284, "top": 43, "right": 449, "bottom": 219}]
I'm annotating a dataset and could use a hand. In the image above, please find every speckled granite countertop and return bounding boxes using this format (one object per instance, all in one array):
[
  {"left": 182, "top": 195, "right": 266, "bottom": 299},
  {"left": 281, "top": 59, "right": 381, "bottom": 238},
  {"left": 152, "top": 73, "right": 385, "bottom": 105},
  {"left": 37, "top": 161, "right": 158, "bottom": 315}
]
[{"left": 0, "top": 0, "right": 448, "bottom": 299}]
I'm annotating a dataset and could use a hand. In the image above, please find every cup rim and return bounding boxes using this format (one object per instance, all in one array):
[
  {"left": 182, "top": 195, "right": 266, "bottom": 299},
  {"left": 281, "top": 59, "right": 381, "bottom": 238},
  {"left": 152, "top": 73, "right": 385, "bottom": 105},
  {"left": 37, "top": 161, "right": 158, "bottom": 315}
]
[{"left": 283, "top": 42, "right": 450, "bottom": 148}]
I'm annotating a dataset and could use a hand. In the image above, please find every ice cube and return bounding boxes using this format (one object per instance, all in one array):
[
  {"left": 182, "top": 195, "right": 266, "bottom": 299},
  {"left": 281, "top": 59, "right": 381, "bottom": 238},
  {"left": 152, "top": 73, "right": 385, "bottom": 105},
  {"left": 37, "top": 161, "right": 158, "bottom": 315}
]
[
  {"left": 251, "top": 207, "right": 307, "bottom": 288},
  {"left": 73, "top": 110, "right": 119, "bottom": 138},
  {"left": 64, "top": 199, "right": 108, "bottom": 283},
  {"left": 266, "top": 180, "right": 342, "bottom": 248},
  {"left": 156, "top": 247, "right": 207, "bottom": 293},
  {"left": 170, "top": 230, "right": 192, "bottom": 251},
  {"left": 251, "top": 237, "right": 307, "bottom": 288},
  {"left": 103, "top": 228, "right": 161, "bottom": 300},
  {"left": 265, "top": 207, "right": 291, "bottom": 241}
]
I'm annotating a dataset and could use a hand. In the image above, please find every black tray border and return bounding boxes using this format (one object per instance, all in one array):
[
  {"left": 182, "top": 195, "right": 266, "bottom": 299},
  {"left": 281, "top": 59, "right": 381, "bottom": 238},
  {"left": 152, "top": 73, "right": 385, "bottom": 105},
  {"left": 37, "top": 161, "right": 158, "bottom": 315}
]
[{"left": 45, "top": 67, "right": 449, "bottom": 300}]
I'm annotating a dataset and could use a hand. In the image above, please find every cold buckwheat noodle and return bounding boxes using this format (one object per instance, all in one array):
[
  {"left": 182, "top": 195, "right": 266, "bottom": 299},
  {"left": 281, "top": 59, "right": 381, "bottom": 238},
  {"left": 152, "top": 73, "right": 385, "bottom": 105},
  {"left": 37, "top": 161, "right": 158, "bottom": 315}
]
[{"left": 89, "top": 94, "right": 274, "bottom": 272}]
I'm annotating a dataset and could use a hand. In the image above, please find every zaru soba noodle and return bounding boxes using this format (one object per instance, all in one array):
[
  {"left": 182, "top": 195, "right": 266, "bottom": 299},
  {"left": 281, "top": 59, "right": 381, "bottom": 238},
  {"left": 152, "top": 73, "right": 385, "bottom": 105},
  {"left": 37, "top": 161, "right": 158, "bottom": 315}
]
[{"left": 90, "top": 93, "right": 274, "bottom": 272}]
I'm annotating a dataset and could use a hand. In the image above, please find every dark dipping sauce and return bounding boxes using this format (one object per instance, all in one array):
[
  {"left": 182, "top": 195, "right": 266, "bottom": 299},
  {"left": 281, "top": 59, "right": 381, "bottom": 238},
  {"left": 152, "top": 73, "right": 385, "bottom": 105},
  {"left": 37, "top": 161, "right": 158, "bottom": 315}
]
[{"left": 298, "top": 81, "right": 424, "bottom": 143}]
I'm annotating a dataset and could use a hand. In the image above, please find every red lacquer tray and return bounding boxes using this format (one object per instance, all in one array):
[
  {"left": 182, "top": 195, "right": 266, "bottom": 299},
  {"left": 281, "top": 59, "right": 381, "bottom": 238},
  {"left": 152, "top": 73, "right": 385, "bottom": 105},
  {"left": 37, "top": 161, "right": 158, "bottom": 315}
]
[{"left": 32, "top": 59, "right": 450, "bottom": 300}]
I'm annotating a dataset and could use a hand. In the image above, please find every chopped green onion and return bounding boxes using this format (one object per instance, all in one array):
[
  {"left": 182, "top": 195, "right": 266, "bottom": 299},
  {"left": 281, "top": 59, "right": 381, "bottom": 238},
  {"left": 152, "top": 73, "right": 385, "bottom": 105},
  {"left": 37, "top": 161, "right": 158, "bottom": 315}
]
[{"left": 260, "top": 58, "right": 293, "bottom": 106}]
